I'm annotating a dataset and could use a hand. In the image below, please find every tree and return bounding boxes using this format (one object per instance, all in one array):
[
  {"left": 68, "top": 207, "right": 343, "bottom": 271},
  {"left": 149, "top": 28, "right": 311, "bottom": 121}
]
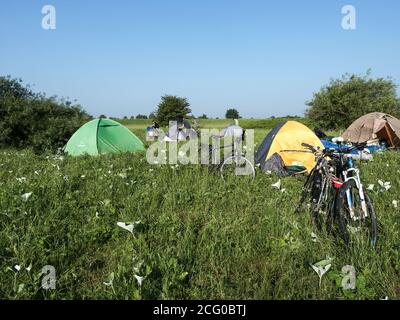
[
  {"left": 306, "top": 71, "right": 400, "bottom": 129},
  {"left": 149, "top": 112, "right": 156, "bottom": 119},
  {"left": 0, "top": 76, "right": 36, "bottom": 100},
  {"left": 0, "top": 76, "right": 91, "bottom": 152},
  {"left": 99, "top": 114, "right": 107, "bottom": 119},
  {"left": 136, "top": 114, "right": 148, "bottom": 119},
  {"left": 198, "top": 114, "right": 208, "bottom": 119},
  {"left": 155, "top": 95, "right": 191, "bottom": 126},
  {"left": 225, "top": 108, "right": 240, "bottom": 119}
]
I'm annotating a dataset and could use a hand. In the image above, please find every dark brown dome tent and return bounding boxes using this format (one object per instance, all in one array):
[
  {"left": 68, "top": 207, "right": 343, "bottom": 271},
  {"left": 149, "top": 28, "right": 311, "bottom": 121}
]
[{"left": 342, "top": 112, "right": 400, "bottom": 148}]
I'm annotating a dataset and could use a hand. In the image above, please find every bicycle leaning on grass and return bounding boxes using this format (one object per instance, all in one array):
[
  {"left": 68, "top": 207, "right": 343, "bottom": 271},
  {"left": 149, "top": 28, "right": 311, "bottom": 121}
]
[{"left": 296, "top": 138, "right": 377, "bottom": 246}]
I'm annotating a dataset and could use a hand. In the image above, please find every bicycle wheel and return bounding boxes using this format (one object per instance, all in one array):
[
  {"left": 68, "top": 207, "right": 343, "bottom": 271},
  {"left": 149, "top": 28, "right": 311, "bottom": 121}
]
[
  {"left": 295, "top": 168, "right": 318, "bottom": 213},
  {"left": 334, "top": 179, "right": 378, "bottom": 246},
  {"left": 314, "top": 175, "right": 338, "bottom": 231},
  {"left": 219, "top": 156, "right": 255, "bottom": 181}
]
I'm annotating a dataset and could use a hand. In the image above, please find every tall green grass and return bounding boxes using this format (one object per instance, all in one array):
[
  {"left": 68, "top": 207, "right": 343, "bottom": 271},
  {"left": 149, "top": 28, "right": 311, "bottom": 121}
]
[{"left": 0, "top": 144, "right": 399, "bottom": 299}]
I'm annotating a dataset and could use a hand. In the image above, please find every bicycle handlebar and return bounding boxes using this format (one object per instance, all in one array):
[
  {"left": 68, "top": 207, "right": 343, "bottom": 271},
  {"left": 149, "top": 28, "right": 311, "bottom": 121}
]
[
  {"left": 335, "top": 142, "right": 367, "bottom": 154},
  {"left": 301, "top": 143, "right": 320, "bottom": 153},
  {"left": 303, "top": 141, "right": 368, "bottom": 157}
]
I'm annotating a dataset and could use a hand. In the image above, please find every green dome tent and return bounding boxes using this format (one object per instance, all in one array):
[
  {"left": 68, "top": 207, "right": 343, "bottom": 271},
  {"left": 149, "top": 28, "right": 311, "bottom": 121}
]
[{"left": 64, "top": 118, "right": 145, "bottom": 156}]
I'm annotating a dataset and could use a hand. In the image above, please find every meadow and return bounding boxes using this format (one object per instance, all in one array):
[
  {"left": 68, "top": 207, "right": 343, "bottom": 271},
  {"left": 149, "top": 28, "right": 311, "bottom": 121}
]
[{"left": 0, "top": 118, "right": 399, "bottom": 299}]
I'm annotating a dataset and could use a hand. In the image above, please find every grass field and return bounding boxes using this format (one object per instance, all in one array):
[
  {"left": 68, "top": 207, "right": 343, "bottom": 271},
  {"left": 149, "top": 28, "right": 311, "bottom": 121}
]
[
  {"left": 118, "top": 117, "right": 311, "bottom": 133},
  {"left": 119, "top": 117, "right": 310, "bottom": 149},
  {"left": 1, "top": 119, "right": 399, "bottom": 299}
]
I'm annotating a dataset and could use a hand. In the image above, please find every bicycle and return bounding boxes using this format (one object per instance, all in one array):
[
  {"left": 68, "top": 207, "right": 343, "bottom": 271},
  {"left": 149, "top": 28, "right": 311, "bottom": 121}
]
[
  {"left": 331, "top": 139, "right": 378, "bottom": 246},
  {"left": 295, "top": 143, "right": 340, "bottom": 230},
  {"left": 297, "top": 139, "right": 377, "bottom": 246},
  {"left": 200, "top": 132, "right": 255, "bottom": 181}
]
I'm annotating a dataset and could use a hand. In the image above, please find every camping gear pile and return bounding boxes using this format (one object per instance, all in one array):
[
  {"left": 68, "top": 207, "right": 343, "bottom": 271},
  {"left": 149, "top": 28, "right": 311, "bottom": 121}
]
[
  {"left": 146, "top": 121, "right": 160, "bottom": 138},
  {"left": 320, "top": 139, "right": 375, "bottom": 162}
]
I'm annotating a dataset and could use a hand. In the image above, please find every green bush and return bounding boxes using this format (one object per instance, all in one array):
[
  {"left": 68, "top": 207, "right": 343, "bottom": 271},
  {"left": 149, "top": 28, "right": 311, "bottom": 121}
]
[
  {"left": 0, "top": 76, "right": 91, "bottom": 152},
  {"left": 306, "top": 71, "right": 400, "bottom": 130}
]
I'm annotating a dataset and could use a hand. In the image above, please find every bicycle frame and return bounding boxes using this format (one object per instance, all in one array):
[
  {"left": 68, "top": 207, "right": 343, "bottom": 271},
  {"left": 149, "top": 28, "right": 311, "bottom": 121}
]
[
  {"left": 206, "top": 136, "right": 255, "bottom": 179},
  {"left": 340, "top": 156, "right": 368, "bottom": 220},
  {"left": 209, "top": 136, "right": 241, "bottom": 164},
  {"left": 303, "top": 142, "right": 369, "bottom": 220},
  {"left": 308, "top": 156, "right": 337, "bottom": 213}
]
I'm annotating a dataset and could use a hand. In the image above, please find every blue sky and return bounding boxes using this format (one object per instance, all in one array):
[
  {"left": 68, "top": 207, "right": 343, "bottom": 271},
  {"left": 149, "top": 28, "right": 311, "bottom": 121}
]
[{"left": 1, "top": 0, "right": 399, "bottom": 118}]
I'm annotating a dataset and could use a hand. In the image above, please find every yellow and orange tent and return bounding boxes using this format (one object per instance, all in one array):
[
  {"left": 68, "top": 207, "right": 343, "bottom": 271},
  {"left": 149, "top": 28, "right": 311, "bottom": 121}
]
[{"left": 255, "top": 121, "right": 324, "bottom": 173}]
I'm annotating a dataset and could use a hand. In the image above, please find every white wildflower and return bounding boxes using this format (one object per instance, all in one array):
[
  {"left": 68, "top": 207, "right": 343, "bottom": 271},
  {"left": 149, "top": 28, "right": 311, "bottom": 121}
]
[
  {"left": 134, "top": 274, "right": 146, "bottom": 287},
  {"left": 378, "top": 180, "right": 391, "bottom": 191},
  {"left": 311, "top": 257, "right": 333, "bottom": 287},
  {"left": 311, "top": 232, "right": 318, "bottom": 243},
  {"left": 118, "top": 172, "right": 127, "bottom": 179},
  {"left": 103, "top": 272, "right": 114, "bottom": 286},
  {"left": 271, "top": 180, "right": 281, "bottom": 190},
  {"left": 117, "top": 221, "right": 141, "bottom": 234},
  {"left": 132, "top": 257, "right": 143, "bottom": 274},
  {"left": 21, "top": 192, "right": 32, "bottom": 202},
  {"left": 348, "top": 226, "right": 361, "bottom": 234}
]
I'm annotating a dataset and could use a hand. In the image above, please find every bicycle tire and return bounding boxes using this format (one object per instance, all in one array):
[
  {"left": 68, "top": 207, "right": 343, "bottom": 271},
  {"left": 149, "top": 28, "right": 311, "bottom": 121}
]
[
  {"left": 220, "top": 156, "right": 255, "bottom": 181},
  {"left": 295, "top": 168, "right": 318, "bottom": 213},
  {"left": 334, "top": 179, "right": 378, "bottom": 246}
]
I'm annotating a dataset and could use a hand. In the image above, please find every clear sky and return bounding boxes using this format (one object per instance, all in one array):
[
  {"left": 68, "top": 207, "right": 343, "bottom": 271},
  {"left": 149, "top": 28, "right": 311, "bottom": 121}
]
[{"left": 1, "top": 0, "right": 399, "bottom": 118}]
